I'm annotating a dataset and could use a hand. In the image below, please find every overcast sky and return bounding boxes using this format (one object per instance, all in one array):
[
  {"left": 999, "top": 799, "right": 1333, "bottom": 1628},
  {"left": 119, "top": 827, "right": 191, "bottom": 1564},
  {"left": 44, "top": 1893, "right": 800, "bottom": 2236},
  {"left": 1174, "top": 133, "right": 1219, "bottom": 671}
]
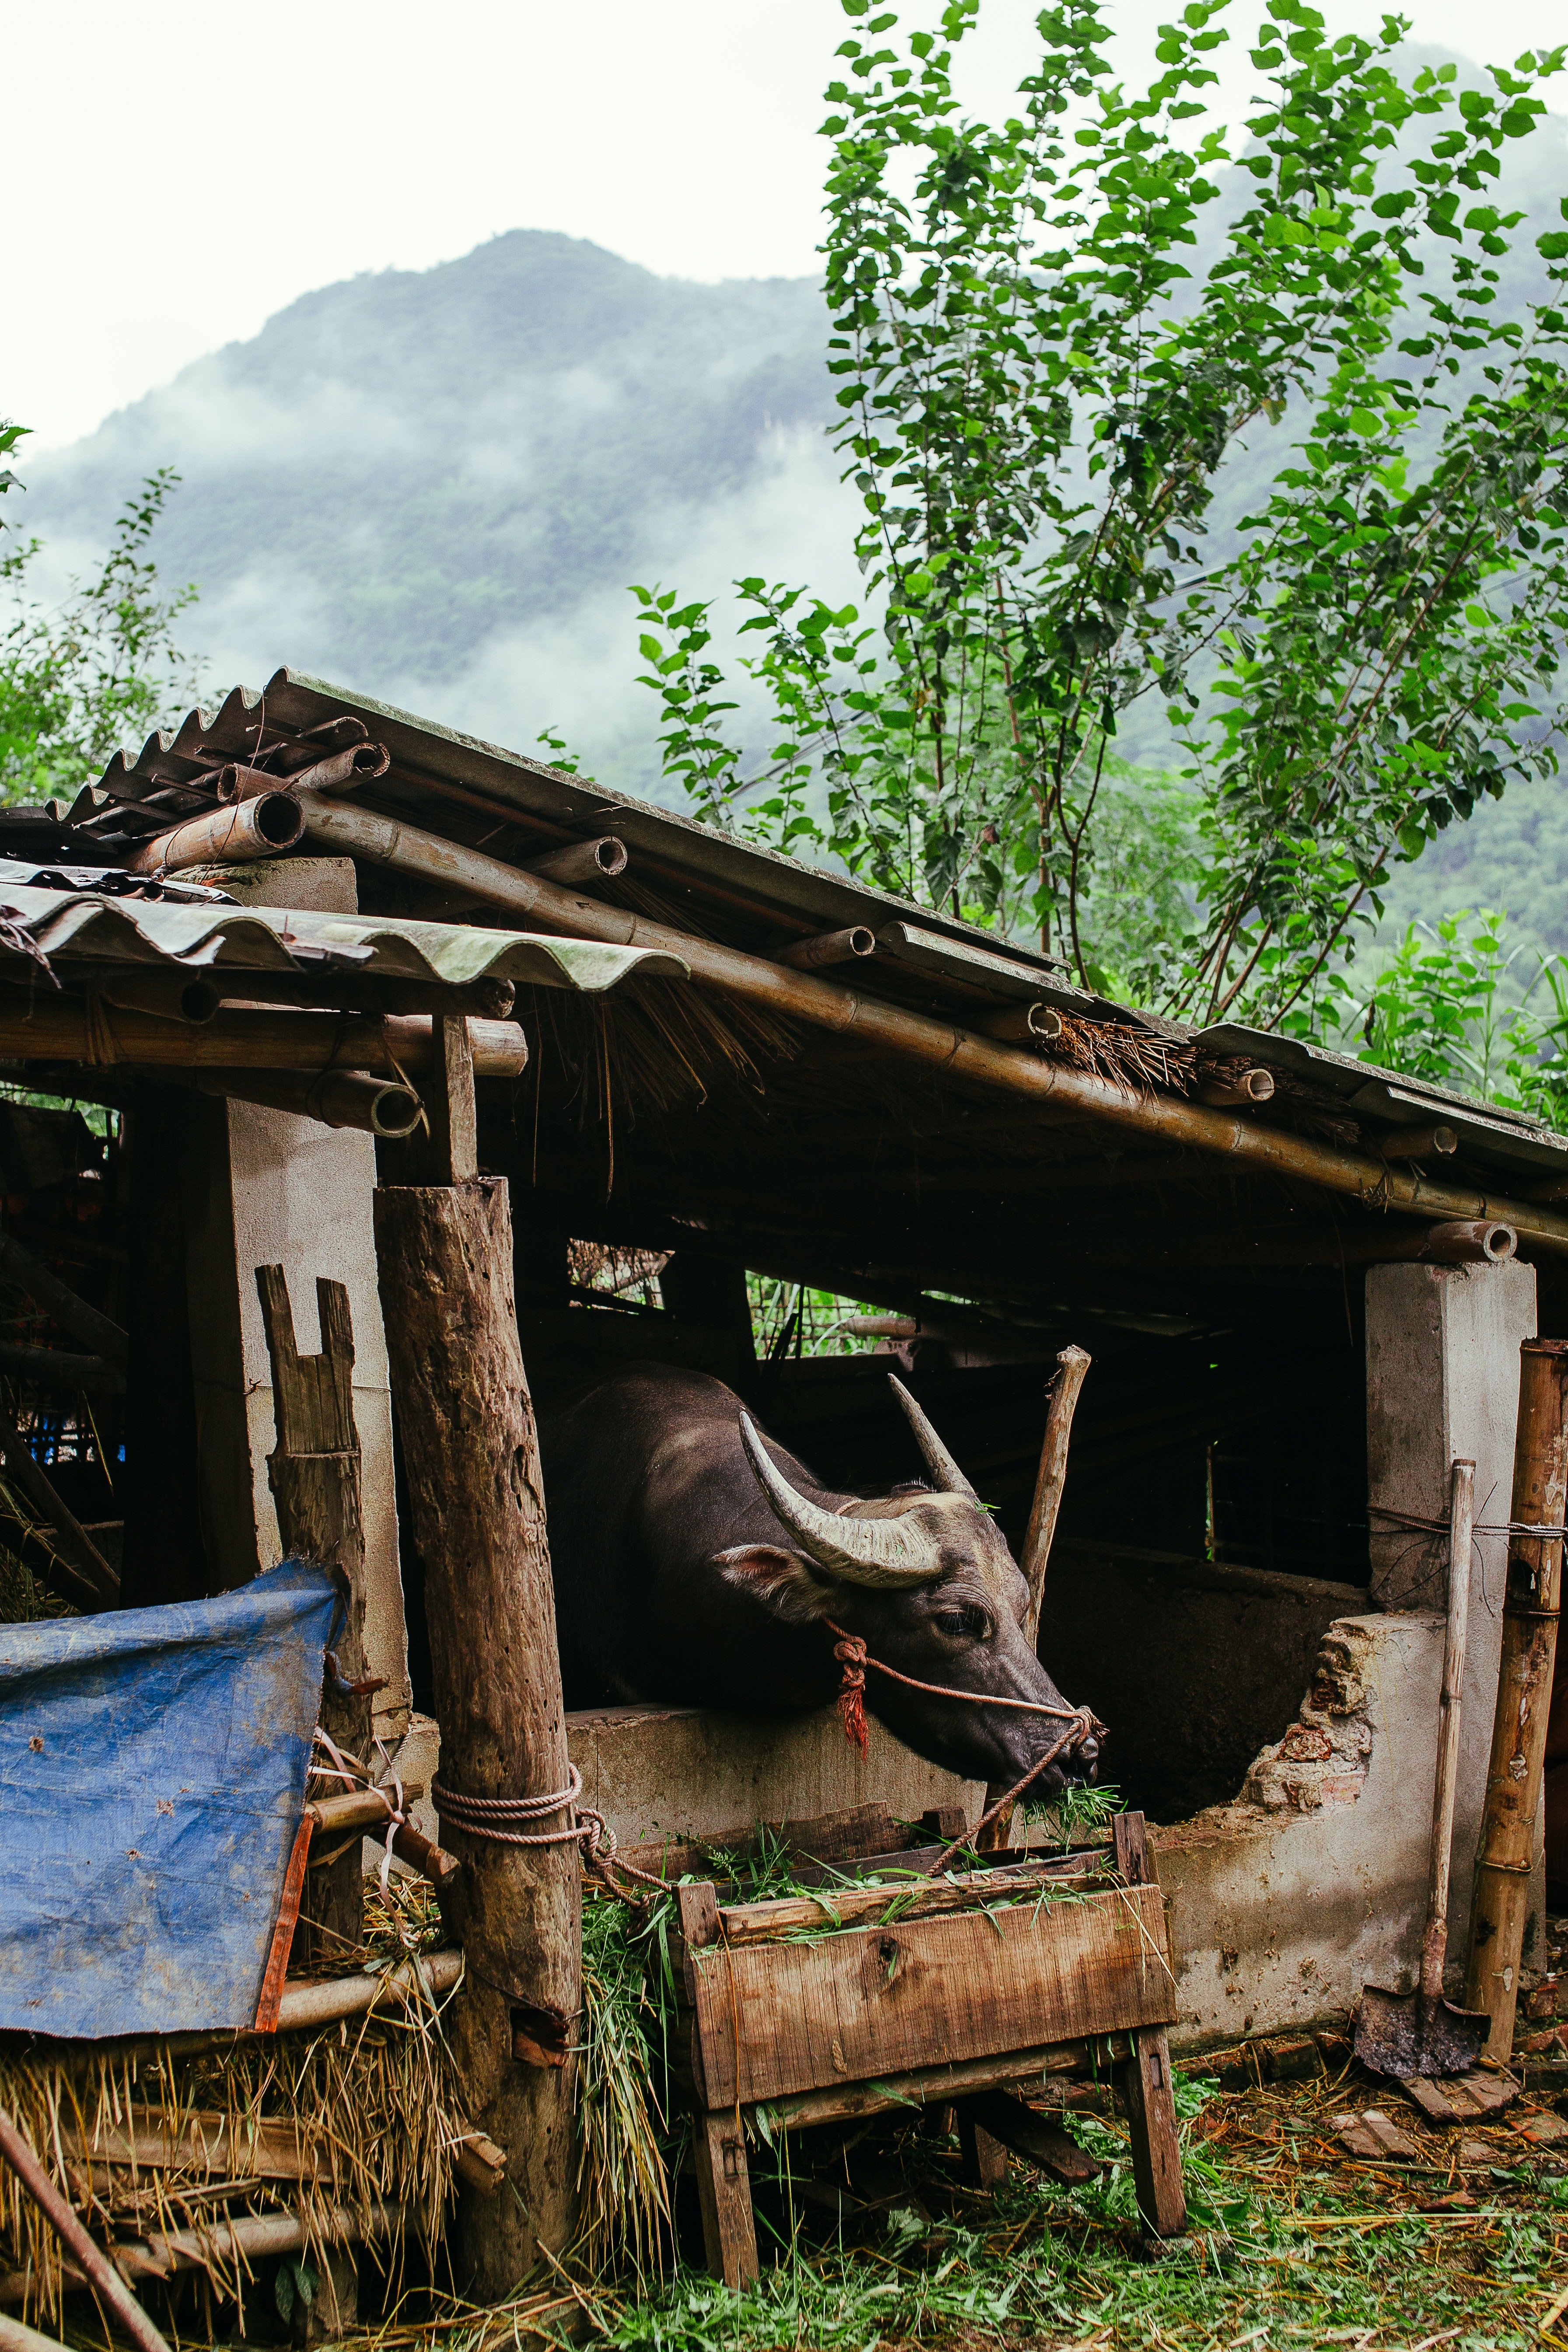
[{"left": 13, "top": 0, "right": 1568, "bottom": 450}]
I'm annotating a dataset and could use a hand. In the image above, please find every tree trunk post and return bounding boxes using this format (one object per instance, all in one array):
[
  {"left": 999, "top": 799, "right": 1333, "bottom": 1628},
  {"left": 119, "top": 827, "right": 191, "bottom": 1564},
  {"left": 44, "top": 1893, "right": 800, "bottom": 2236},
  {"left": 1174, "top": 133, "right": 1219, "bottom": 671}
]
[
  {"left": 1465, "top": 1337, "right": 1568, "bottom": 2057},
  {"left": 374, "top": 1171, "right": 579, "bottom": 2294},
  {"left": 254, "top": 1265, "right": 371, "bottom": 1962}
]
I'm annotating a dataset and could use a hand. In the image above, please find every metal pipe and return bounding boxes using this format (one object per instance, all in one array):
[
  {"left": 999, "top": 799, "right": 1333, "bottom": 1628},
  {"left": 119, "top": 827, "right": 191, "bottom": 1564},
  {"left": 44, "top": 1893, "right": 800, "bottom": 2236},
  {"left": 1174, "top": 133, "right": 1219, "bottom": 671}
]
[
  {"left": 776, "top": 926, "right": 877, "bottom": 972},
  {"left": 126, "top": 795, "right": 305, "bottom": 875},
  {"left": 524, "top": 836, "right": 628, "bottom": 885},
  {"left": 288, "top": 794, "right": 1568, "bottom": 1256}
]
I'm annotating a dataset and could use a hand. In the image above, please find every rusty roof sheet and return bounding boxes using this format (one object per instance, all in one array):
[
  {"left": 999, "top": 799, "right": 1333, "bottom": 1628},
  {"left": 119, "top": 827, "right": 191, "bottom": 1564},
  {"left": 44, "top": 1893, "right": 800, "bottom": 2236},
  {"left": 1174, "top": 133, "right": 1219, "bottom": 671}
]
[
  {"left": 0, "top": 878, "right": 688, "bottom": 993},
  {"left": 66, "top": 666, "right": 1568, "bottom": 1186}
]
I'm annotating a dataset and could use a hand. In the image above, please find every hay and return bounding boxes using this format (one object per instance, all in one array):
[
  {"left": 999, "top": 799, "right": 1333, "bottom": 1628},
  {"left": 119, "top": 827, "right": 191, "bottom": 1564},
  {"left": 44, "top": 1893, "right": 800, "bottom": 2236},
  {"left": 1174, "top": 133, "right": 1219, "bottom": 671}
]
[{"left": 0, "top": 1918, "right": 468, "bottom": 2330}]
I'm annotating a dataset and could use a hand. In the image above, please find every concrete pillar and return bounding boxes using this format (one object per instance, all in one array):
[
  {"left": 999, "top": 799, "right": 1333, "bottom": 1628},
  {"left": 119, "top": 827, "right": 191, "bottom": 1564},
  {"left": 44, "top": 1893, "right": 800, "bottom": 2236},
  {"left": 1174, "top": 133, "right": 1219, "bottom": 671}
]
[
  {"left": 181, "top": 857, "right": 410, "bottom": 1729},
  {"left": 1365, "top": 1260, "right": 1537, "bottom": 1958}
]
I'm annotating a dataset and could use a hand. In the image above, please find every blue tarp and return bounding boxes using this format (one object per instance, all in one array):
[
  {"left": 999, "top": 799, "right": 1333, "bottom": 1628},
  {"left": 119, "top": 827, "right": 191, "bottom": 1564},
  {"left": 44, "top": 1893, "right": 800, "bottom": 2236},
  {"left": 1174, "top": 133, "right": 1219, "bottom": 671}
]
[{"left": 0, "top": 1559, "right": 336, "bottom": 2039}]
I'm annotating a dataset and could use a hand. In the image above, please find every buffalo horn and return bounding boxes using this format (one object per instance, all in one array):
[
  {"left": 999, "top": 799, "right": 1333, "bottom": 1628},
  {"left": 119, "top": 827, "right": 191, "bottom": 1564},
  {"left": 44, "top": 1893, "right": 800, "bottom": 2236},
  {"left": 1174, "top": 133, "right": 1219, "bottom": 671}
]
[
  {"left": 737, "top": 1413, "right": 941, "bottom": 1588},
  {"left": 887, "top": 1374, "right": 978, "bottom": 1500}
]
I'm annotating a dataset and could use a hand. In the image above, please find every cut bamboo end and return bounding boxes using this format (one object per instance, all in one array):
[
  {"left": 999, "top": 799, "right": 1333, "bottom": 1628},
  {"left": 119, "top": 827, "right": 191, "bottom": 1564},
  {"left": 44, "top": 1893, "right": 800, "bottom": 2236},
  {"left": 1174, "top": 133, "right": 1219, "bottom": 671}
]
[
  {"left": 1420, "top": 1220, "right": 1516, "bottom": 1264},
  {"left": 1379, "top": 1123, "right": 1459, "bottom": 1162},
  {"left": 776, "top": 926, "right": 877, "bottom": 971},
  {"left": 126, "top": 794, "right": 305, "bottom": 875},
  {"left": 977, "top": 1002, "right": 1064, "bottom": 1045},
  {"left": 1196, "top": 1067, "right": 1275, "bottom": 1107},
  {"left": 524, "top": 835, "right": 629, "bottom": 885}
]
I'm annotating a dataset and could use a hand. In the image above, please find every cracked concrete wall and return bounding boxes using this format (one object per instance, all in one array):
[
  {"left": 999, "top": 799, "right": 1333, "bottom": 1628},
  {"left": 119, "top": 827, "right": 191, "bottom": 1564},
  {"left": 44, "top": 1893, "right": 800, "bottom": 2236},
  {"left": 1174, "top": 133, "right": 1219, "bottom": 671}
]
[{"left": 1152, "top": 1615, "right": 1440, "bottom": 2048}]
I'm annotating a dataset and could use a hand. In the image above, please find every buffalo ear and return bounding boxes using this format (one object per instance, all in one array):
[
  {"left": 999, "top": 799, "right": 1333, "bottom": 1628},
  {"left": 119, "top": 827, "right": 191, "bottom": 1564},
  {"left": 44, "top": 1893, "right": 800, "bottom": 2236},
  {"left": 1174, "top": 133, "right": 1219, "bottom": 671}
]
[{"left": 715, "top": 1544, "right": 835, "bottom": 1626}]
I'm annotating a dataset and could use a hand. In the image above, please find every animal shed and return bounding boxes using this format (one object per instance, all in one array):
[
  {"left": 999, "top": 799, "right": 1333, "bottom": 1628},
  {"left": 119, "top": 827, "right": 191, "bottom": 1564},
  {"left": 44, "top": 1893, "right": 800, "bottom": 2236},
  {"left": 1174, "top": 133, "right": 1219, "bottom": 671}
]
[{"left": 0, "top": 667, "right": 1565, "bottom": 2285}]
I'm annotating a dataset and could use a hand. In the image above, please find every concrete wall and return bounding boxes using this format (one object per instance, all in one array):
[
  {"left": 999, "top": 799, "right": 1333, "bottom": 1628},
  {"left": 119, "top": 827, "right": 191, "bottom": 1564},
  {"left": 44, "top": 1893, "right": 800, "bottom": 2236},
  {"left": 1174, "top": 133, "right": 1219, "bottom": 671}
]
[
  {"left": 1039, "top": 1542, "right": 1364, "bottom": 1822},
  {"left": 1365, "top": 1260, "right": 1536, "bottom": 1946},
  {"left": 395, "top": 1703, "right": 980, "bottom": 1856}
]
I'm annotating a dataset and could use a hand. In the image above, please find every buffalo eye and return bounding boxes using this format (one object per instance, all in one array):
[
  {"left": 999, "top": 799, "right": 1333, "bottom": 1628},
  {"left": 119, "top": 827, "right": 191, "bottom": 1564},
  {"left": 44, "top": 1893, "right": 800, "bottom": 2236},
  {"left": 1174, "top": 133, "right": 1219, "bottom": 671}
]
[{"left": 932, "top": 1604, "right": 990, "bottom": 1641}]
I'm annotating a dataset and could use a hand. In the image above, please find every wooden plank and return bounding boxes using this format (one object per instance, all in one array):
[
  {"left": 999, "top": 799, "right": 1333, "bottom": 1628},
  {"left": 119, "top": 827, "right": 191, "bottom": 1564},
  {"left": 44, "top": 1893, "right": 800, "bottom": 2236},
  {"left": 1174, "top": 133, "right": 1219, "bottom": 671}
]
[
  {"left": 748, "top": 2032, "right": 1133, "bottom": 2132},
  {"left": 959, "top": 2089, "right": 1102, "bottom": 2185},
  {"left": 400, "top": 1011, "right": 477, "bottom": 1186},
  {"left": 689, "top": 1882, "right": 1173, "bottom": 2110},
  {"left": 1114, "top": 1811, "right": 1186, "bottom": 2238},
  {"left": 717, "top": 1850, "right": 1109, "bottom": 1944},
  {"left": 1121, "top": 2025, "right": 1187, "bottom": 2236},
  {"left": 957, "top": 2112, "right": 1009, "bottom": 2189},
  {"left": 255, "top": 1266, "right": 367, "bottom": 1961},
  {"left": 691, "top": 2111, "right": 758, "bottom": 2288}
]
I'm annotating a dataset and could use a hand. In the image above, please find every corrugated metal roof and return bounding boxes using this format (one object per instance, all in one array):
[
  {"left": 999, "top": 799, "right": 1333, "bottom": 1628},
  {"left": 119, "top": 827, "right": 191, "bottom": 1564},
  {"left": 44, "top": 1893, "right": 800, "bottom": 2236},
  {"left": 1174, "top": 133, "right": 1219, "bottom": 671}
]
[
  {"left": 0, "top": 879, "right": 687, "bottom": 992},
  {"left": 59, "top": 665, "right": 1568, "bottom": 1189}
]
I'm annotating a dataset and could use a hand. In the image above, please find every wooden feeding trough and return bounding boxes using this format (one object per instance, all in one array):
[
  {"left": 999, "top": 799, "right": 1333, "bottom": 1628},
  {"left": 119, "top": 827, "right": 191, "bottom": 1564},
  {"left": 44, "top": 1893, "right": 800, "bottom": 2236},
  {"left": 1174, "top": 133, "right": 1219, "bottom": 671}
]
[{"left": 673, "top": 1810, "right": 1184, "bottom": 2283}]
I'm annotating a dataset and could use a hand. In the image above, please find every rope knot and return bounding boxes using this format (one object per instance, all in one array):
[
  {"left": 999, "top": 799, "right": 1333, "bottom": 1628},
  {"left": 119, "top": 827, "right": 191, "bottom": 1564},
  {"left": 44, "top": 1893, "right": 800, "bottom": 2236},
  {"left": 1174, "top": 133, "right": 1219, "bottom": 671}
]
[{"left": 834, "top": 1631, "right": 870, "bottom": 1757}]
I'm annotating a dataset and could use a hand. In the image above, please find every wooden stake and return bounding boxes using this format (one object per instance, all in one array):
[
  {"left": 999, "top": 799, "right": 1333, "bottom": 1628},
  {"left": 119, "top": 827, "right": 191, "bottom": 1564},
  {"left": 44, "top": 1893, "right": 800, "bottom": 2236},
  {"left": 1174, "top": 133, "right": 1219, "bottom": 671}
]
[
  {"left": 254, "top": 1265, "right": 370, "bottom": 1963},
  {"left": 1113, "top": 1813, "right": 1187, "bottom": 2238},
  {"left": 373, "top": 1176, "right": 579, "bottom": 2296},
  {"left": 1465, "top": 1338, "right": 1568, "bottom": 2059},
  {"left": 678, "top": 1883, "right": 761, "bottom": 2286},
  {"left": 976, "top": 1344, "right": 1091, "bottom": 1852},
  {"left": 392, "top": 1012, "right": 476, "bottom": 1186}
]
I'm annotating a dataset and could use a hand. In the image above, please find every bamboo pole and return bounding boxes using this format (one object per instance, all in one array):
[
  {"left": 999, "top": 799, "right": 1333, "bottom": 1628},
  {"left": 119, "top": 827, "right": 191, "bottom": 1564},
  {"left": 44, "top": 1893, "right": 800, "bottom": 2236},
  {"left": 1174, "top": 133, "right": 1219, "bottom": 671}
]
[
  {"left": 0, "top": 2106, "right": 171, "bottom": 2352},
  {"left": 124, "top": 794, "right": 304, "bottom": 873},
  {"left": 291, "top": 794, "right": 1568, "bottom": 1256},
  {"left": 1464, "top": 1338, "right": 1568, "bottom": 2059},
  {"left": 976, "top": 1345, "right": 1092, "bottom": 1853},
  {"left": 165, "top": 1068, "right": 425, "bottom": 1138},
  {"left": 0, "top": 1001, "right": 525, "bottom": 1078}
]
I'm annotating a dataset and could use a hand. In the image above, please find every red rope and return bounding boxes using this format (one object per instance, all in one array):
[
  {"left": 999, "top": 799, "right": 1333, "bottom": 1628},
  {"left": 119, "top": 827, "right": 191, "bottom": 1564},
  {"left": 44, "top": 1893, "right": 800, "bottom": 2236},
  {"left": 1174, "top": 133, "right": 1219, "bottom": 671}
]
[{"left": 833, "top": 1631, "right": 870, "bottom": 1756}]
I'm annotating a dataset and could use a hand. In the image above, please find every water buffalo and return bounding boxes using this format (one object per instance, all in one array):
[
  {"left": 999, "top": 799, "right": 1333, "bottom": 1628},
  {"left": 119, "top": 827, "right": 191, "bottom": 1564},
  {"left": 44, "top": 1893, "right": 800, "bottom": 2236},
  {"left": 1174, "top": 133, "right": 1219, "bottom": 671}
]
[{"left": 539, "top": 1361, "right": 1099, "bottom": 1793}]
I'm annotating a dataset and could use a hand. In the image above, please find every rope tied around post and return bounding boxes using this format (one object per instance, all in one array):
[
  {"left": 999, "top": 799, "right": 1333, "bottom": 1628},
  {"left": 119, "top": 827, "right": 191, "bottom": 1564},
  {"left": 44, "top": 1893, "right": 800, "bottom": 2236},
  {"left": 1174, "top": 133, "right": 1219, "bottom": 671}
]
[{"left": 433, "top": 1762, "right": 664, "bottom": 1906}]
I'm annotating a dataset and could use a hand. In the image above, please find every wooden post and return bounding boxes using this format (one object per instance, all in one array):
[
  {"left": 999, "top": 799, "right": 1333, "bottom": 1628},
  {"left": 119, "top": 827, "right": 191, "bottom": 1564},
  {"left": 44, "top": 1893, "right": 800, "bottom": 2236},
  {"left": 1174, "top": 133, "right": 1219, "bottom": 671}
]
[
  {"left": 678, "top": 1883, "right": 759, "bottom": 2287},
  {"left": 394, "top": 1011, "right": 478, "bottom": 1187},
  {"left": 374, "top": 1173, "right": 579, "bottom": 2295},
  {"left": 977, "top": 1344, "right": 1092, "bottom": 1852},
  {"left": 1113, "top": 1812, "right": 1187, "bottom": 2238},
  {"left": 254, "top": 1265, "right": 370, "bottom": 1961},
  {"left": 1465, "top": 1337, "right": 1568, "bottom": 2058}
]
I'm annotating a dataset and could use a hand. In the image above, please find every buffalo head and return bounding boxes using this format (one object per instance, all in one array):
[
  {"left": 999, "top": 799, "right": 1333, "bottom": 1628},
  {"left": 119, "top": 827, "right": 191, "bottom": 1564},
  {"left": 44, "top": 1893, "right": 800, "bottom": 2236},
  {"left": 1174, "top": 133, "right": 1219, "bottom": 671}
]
[{"left": 715, "top": 1375, "right": 1099, "bottom": 1795}]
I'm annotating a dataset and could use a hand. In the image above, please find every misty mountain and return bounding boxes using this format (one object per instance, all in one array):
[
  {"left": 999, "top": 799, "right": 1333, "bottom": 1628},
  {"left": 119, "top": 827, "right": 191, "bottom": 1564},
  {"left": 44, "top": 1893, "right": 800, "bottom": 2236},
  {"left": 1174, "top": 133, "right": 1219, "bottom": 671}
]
[
  {"left": 25, "top": 77, "right": 1568, "bottom": 884},
  {"left": 24, "top": 231, "right": 852, "bottom": 786}
]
